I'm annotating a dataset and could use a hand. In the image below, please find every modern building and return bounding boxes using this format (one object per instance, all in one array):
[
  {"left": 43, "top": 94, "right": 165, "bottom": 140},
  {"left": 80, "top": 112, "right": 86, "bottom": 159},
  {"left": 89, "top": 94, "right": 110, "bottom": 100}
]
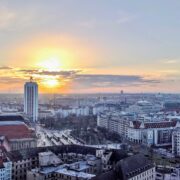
[
  {"left": 24, "top": 78, "right": 38, "bottom": 122},
  {"left": 172, "top": 127, "right": 180, "bottom": 157}
]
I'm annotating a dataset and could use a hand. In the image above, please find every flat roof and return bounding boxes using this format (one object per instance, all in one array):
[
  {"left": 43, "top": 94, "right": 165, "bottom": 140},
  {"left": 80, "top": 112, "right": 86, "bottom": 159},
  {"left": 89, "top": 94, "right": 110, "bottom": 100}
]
[
  {"left": 69, "top": 161, "right": 90, "bottom": 172},
  {"left": 55, "top": 168, "right": 95, "bottom": 179},
  {"left": 0, "top": 121, "right": 25, "bottom": 126}
]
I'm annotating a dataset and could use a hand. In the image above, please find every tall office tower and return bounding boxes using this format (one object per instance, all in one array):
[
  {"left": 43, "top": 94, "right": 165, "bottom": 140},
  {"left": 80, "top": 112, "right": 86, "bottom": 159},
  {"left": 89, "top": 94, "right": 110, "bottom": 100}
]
[{"left": 24, "top": 77, "right": 38, "bottom": 121}]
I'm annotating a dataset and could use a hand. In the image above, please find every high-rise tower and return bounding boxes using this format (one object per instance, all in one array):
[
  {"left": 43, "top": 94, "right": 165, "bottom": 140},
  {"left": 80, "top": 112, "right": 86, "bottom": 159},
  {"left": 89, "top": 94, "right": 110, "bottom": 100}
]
[{"left": 24, "top": 77, "right": 38, "bottom": 121}]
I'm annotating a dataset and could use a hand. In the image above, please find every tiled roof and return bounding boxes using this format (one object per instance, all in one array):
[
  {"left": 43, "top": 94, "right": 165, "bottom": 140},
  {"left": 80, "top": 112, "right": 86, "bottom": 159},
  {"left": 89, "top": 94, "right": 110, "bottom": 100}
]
[
  {"left": 116, "top": 154, "right": 154, "bottom": 179},
  {"left": 132, "top": 120, "right": 177, "bottom": 129},
  {"left": 0, "top": 123, "right": 34, "bottom": 140},
  {"left": 144, "top": 121, "right": 176, "bottom": 129}
]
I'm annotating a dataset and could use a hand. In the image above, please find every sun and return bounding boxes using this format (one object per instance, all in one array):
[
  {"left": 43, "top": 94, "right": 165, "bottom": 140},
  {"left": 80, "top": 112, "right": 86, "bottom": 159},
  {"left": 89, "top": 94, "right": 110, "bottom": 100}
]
[
  {"left": 38, "top": 57, "right": 62, "bottom": 71},
  {"left": 36, "top": 56, "right": 62, "bottom": 88},
  {"left": 43, "top": 78, "right": 59, "bottom": 88}
]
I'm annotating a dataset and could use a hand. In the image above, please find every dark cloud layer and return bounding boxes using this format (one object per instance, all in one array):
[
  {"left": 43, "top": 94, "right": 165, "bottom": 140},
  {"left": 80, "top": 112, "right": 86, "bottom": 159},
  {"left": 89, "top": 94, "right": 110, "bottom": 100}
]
[
  {"left": 0, "top": 66, "right": 12, "bottom": 70},
  {"left": 0, "top": 67, "right": 161, "bottom": 91},
  {"left": 72, "top": 74, "right": 160, "bottom": 88},
  {"left": 19, "top": 69, "right": 80, "bottom": 77}
]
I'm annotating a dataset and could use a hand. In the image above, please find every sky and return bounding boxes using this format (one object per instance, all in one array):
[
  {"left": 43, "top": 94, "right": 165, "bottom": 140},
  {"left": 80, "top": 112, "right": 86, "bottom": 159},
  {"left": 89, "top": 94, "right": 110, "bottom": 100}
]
[{"left": 0, "top": 0, "right": 180, "bottom": 93}]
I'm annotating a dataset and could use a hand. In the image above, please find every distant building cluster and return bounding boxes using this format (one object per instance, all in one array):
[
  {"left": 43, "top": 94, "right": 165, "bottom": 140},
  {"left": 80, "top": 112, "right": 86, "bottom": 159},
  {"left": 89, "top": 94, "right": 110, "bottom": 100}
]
[
  {"left": 97, "top": 97, "right": 180, "bottom": 158},
  {"left": 56, "top": 106, "right": 90, "bottom": 118},
  {"left": 0, "top": 82, "right": 180, "bottom": 180}
]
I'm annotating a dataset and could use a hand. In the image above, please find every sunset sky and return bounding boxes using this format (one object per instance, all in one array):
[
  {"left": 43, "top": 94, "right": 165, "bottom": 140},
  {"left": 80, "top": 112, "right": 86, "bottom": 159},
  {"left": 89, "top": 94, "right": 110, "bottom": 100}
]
[{"left": 0, "top": 0, "right": 180, "bottom": 93}]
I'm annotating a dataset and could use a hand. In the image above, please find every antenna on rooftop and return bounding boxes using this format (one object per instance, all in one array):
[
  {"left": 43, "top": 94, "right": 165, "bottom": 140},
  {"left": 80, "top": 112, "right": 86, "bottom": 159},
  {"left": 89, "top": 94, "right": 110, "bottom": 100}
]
[{"left": 30, "top": 76, "right": 33, "bottom": 82}]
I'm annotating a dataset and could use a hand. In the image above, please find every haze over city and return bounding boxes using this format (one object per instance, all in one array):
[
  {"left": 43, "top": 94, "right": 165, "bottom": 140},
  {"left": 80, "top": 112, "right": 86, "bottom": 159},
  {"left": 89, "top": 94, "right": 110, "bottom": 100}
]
[
  {"left": 0, "top": 0, "right": 180, "bottom": 93},
  {"left": 1, "top": 1, "right": 180, "bottom": 180}
]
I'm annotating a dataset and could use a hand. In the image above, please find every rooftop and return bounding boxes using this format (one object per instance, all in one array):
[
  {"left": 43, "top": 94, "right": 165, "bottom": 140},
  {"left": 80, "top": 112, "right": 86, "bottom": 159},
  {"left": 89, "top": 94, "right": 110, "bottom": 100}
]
[
  {"left": 69, "top": 161, "right": 90, "bottom": 172},
  {"left": 7, "top": 145, "right": 98, "bottom": 162},
  {"left": 56, "top": 168, "right": 95, "bottom": 179},
  {"left": 0, "top": 115, "right": 24, "bottom": 122},
  {"left": 132, "top": 120, "right": 177, "bottom": 129},
  {"left": 0, "top": 121, "right": 24, "bottom": 126},
  {"left": 0, "top": 121, "right": 34, "bottom": 140},
  {"left": 116, "top": 154, "right": 154, "bottom": 179}
]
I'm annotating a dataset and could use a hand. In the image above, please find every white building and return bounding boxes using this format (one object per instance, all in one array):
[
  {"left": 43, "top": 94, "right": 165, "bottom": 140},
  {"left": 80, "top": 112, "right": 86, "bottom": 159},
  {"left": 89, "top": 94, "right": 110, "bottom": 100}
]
[
  {"left": 57, "top": 106, "right": 90, "bottom": 118},
  {"left": 97, "top": 111, "right": 130, "bottom": 137},
  {"left": 0, "top": 150, "right": 12, "bottom": 180},
  {"left": 172, "top": 127, "right": 180, "bottom": 157},
  {"left": 126, "top": 100, "right": 162, "bottom": 115},
  {"left": 24, "top": 78, "right": 38, "bottom": 121},
  {"left": 128, "top": 120, "right": 180, "bottom": 146}
]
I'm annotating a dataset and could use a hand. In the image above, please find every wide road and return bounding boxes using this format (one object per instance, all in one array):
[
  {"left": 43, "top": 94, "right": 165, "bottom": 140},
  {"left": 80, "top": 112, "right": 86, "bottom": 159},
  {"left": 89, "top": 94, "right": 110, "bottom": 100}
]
[{"left": 36, "top": 125, "right": 83, "bottom": 147}]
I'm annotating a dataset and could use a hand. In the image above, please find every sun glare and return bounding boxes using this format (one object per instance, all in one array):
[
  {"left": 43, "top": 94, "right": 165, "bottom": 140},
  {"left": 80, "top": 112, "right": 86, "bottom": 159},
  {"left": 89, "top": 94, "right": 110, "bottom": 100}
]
[
  {"left": 35, "top": 56, "right": 63, "bottom": 88},
  {"left": 43, "top": 78, "right": 59, "bottom": 88},
  {"left": 38, "top": 57, "right": 62, "bottom": 71}
]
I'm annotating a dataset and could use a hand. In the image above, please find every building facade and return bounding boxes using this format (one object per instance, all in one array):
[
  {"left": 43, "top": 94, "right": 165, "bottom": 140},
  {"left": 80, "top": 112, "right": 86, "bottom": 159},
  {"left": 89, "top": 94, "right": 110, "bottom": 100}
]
[
  {"left": 172, "top": 127, "right": 180, "bottom": 157},
  {"left": 128, "top": 120, "right": 179, "bottom": 147},
  {"left": 0, "top": 149, "right": 12, "bottom": 180},
  {"left": 97, "top": 111, "right": 130, "bottom": 138},
  {"left": 24, "top": 78, "right": 38, "bottom": 122}
]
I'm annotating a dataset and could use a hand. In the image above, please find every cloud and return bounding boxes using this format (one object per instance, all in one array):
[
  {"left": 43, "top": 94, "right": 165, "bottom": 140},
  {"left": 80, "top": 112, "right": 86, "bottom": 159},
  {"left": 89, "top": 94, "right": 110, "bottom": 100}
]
[
  {"left": 72, "top": 74, "right": 160, "bottom": 88},
  {"left": 19, "top": 69, "right": 81, "bottom": 77},
  {"left": 0, "top": 7, "right": 16, "bottom": 30},
  {"left": 0, "top": 67, "right": 161, "bottom": 92},
  {"left": 163, "top": 59, "right": 179, "bottom": 64},
  {"left": 116, "top": 11, "right": 136, "bottom": 24},
  {"left": 0, "top": 66, "right": 12, "bottom": 70},
  {"left": 117, "top": 16, "right": 133, "bottom": 24},
  {"left": 18, "top": 69, "right": 160, "bottom": 87},
  {"left": 0, "top": 77, "right": 24, "bottom": 84},
  {"left": 79, "top": 20, "right": 96, "bottom": 28}
]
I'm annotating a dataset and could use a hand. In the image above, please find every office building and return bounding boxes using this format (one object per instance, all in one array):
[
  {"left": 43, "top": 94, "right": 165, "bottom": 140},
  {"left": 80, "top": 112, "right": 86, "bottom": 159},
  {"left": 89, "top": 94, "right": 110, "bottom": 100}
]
[{"left": 24, "top": 78, "right": 38, "bottom": 121}]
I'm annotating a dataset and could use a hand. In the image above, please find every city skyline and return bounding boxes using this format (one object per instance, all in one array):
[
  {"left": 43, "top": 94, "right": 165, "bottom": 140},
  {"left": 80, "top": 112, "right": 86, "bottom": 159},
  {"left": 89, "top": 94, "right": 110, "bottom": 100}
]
[{"left": 0, "top": 0, "right": 180, "bottom": 93}]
